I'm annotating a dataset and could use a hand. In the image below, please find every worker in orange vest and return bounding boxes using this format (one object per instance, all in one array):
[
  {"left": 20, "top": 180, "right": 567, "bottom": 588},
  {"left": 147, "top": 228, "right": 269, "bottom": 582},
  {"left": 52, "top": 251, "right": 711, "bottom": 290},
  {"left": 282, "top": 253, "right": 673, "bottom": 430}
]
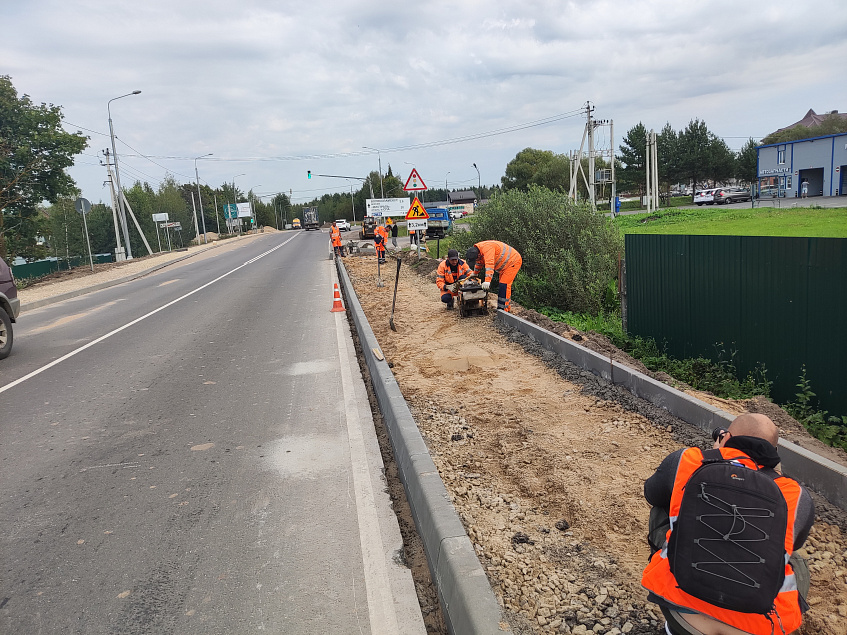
[
  {"left": 642, "top": 413, "right": 813, "bottom": 635},
  {"left": 374, "top": 223, "right": 388, "bottom": 264},
  {"left": 436, "top": 249, "right": 473, "bottom": 309},
  {"left": 330, "top": 222, "right": 344, "bottom": 258},
  {"left": 464, "top": 240, "right": 522, "bottom": 312}
]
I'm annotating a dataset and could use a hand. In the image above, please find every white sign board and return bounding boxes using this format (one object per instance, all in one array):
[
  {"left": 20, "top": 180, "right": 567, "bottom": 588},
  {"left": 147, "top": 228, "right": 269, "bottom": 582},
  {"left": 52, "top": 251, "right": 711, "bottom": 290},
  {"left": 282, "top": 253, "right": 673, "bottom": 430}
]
[
  {"left": 236, "top": 202, "right": 253, "bottom": 218},
  {"left": 152, "top": 213, "right": 169, "bottom": 222},
  {"left": 366, "top": 197, "right": 410, "bottom": 217},
  {"left": 407, "top": 219, "right": 428, "bottom": 231}
]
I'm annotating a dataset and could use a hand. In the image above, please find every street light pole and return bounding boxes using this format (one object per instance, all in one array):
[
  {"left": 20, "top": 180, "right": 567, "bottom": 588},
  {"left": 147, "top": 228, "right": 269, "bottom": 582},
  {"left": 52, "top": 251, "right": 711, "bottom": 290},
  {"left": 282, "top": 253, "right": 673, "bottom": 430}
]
[
  {"left": 445, "top": 171, "right": 451, "bottom": 204},
  {"left": 107, "top": 90, "right": 141, "bottom": 259},
  {"left": 472, "top": 163, "right": 481, "bottom": 207},
  {"left": 194, "top": 153, "right": 212, "bottom": 243},
  {"left": 232, "top": 173, "right": 245, "bottom": 233},
  {"left": 362, "top": 146, "right": 384, "bottom": 198}
]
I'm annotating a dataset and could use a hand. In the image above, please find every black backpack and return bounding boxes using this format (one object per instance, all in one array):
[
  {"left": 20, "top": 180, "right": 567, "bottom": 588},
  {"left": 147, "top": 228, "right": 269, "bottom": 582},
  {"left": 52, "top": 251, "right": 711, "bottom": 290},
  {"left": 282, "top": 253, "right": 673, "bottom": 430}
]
[{"left": 668, "top": 449, "right": 788, "bottom": 615}]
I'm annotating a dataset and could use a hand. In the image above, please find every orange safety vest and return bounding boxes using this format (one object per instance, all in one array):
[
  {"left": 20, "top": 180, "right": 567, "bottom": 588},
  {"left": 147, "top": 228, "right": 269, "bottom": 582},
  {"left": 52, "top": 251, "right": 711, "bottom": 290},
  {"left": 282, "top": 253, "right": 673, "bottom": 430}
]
[
  {"left": 642, "top": 447, "right": 804, "bottom": 635},
  {"left": 436, "top": 259, "right": 471, "bottom": 294},
  {"left": 330, "top": 226, "right": 341, "bottom": 246},
  {"left": 473, "top": 240, "right": 521, "bottom": 283}
]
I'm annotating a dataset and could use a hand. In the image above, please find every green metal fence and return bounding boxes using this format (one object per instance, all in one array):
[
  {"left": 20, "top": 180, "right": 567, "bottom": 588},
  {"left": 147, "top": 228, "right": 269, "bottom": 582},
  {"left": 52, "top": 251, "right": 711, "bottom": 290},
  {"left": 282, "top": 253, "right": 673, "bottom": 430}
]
[
  {"left": 12, "top": 254, "right": 113, "bottom": 281},
  {"left": 625, "top": 235, "right": 847, "bottom": 417}
]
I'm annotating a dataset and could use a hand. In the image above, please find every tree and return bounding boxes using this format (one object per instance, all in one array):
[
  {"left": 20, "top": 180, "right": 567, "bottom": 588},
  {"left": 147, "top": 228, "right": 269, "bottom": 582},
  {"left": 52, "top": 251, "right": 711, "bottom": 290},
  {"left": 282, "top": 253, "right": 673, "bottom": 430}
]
[
  {"left": 735, "top": 138, "right": 758, "bottom": 184},
  {"left": 0, "top": 76, "right": 88, "bottom": 259},
  {"left": 657, "top": 123, "right": 680, "bottom": 195},
  {"left": 761, "top": 113, "right": 847, "bottom": 145},
  {"left": 501, "top": 148, "right": 570, "bottom": 193},
  {"left": 705, "top": 136, "right": 736, "bottom": 186},
  {"left": 618, "top": 123, "right": 648, "bottom": 195},
  {"left": 677, "top": 119, "right": 712, "bottom": 192}
]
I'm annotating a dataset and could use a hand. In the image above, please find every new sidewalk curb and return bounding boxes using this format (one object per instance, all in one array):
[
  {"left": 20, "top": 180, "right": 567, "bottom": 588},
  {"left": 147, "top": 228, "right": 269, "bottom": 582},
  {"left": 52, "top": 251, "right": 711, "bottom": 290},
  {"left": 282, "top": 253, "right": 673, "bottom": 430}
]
[
  {"left": 335, "top": 260, "right": 510, "bottom": 635},
  {"left": 20, "top": 244, "right": 221, "bottom": 313},
  {"left": 496, "top": 311, "right": 847, "bottom": 512}
]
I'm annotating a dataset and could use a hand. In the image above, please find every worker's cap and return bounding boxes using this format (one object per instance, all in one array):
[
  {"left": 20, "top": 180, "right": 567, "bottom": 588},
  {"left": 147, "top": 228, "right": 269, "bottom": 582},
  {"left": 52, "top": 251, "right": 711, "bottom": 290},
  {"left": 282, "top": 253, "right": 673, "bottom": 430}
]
[
  {"left": 465, "top": 245, "right": 480, "bottom": 263},
  {"left": 447, "top": 249, "right": 459, "bottom": 260}
]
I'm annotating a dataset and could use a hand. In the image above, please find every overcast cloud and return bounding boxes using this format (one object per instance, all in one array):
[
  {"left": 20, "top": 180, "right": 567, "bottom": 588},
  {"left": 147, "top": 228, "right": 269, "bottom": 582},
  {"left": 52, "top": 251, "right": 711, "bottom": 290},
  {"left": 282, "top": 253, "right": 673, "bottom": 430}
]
[{"left": 3, "top": 0, "right": 845, "bottom": 205}]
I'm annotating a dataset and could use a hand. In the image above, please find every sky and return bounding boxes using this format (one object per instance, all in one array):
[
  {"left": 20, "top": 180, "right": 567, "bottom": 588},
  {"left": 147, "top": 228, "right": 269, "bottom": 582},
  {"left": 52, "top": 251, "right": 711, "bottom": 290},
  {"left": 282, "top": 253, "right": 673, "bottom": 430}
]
[{"left": 3, "top": 0, "right": 845, "bottom": 208}]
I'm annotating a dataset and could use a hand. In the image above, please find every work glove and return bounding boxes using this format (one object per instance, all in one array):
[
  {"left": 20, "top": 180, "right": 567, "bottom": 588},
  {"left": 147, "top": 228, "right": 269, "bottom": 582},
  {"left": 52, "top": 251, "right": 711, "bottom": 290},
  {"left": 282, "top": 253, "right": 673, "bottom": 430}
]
[{"left": 481, "top": 281, "right": 490, "bottom": 291}]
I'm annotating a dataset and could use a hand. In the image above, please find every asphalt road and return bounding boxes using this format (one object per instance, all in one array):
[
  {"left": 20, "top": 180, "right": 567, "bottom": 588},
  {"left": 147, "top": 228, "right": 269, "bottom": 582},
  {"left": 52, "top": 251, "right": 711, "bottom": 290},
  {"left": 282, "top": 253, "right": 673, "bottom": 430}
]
[{"left": 0, "top": 231, "right": 424, "bottom": 634}]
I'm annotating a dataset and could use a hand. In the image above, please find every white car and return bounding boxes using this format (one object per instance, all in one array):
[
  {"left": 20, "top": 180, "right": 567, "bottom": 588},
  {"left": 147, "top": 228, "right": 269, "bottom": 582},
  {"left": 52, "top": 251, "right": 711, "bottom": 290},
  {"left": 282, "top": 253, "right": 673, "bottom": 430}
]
[
  {"left": 694, "top": 189, "right": 718, "bottom": 206},
  {"left": 335, "top": 219, "right": 351, "bottom": 231}
]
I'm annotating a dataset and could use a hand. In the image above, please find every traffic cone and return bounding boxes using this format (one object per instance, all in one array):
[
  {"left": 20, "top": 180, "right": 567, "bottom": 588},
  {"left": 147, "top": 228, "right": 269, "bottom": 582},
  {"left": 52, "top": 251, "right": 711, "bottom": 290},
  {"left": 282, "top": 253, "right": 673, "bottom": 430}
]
[{"left": 330, "top": 283, "right": 345, "bottom": 312}]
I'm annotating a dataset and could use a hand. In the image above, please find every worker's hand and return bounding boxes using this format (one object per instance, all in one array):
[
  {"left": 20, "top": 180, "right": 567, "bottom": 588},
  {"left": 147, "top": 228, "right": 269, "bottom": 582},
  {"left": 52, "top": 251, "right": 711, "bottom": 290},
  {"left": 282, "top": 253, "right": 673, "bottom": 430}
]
[{"left": 481, "top": 281, "right": 490, "bottom": 291}]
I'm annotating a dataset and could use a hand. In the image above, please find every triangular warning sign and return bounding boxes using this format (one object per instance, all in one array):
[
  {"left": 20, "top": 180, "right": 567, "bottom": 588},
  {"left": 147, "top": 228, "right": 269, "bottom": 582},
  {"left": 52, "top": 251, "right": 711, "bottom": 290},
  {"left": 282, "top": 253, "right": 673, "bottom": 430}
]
[
  {"left": 403, "top": 168, "right": 427, "bottom": 192},
  {"left": 405, "top": 197, "right": 429, "bottom": 219}
]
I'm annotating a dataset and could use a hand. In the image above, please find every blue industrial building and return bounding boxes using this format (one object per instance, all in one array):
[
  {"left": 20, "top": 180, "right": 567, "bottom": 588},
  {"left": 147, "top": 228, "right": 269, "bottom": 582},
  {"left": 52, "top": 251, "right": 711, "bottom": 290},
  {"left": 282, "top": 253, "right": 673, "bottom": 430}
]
[{"left": 757, "top": 130, "right": 847, "bottom": 199}]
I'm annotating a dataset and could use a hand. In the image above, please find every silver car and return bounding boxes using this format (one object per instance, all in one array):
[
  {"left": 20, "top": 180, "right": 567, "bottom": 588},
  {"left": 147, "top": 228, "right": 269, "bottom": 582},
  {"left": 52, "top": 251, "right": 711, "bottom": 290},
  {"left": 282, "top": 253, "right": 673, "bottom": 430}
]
[
  {"left": 713, "top": 187, "right": 752, "bottom": 204},
  {"left": 694, "top": 189, "right": 718, "bottom": 205}
]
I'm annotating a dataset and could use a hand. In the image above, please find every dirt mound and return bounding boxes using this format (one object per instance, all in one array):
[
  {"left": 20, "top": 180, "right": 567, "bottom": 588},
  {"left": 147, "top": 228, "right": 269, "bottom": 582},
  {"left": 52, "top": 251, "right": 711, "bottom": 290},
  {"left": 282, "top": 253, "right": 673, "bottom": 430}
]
[{"left": 344, "top": 253, "right": 847, "bottom": 635}]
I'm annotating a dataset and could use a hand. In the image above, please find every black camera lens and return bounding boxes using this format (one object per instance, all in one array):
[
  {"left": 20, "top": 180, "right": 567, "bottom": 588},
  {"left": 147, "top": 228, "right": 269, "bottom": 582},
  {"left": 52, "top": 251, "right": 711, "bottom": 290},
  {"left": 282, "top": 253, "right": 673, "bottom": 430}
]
[{"left": 711, "top": 427, "right": 728, "bottom": 442}]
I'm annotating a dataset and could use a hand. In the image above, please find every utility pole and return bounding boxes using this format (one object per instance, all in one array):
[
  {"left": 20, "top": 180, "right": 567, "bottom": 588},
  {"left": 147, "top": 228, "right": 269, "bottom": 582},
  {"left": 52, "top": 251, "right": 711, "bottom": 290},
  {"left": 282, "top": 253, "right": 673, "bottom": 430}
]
[
  {"left": 107, "top": 91, "right": 141, "bottom": 259},
  {"left": 103, "top": 151, "right": 125, "bottom": 260},
  {"left": 587, "top": 102, "right": 596, "bottom": 207}
]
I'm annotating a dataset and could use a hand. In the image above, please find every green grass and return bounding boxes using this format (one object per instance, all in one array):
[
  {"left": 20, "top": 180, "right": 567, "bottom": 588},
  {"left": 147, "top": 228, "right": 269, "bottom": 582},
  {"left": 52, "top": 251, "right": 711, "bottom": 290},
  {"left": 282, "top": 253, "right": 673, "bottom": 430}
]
[{"left": 613, "top": 206, "right": 847, "bottom": 237}]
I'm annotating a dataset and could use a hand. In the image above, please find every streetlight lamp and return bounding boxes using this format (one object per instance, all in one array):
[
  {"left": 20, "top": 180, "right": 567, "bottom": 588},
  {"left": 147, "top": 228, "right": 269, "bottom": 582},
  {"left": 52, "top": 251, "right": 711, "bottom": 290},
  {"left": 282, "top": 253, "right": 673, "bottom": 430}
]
[
  {"left": 362, "top": 146, "right": 384, "bottom": 198},
  {"left": 472, "top": 163, "right": 481, "bottom": 207},
  {"left": 194, "top": 153, "right": 212, "bottom": 243},
  {"left": 107, "top": 90, "right": 141, "bottom": 259},
  {"left": 249, "top": 186, "right": 262, "bottom": 233}
]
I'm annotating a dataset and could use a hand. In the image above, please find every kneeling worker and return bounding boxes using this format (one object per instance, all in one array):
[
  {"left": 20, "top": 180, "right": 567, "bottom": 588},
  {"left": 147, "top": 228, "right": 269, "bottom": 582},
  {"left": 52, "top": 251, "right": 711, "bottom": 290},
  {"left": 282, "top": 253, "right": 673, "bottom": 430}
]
[
  {"left": 436, "top": 249, "right": 472, "bottom": 309},
  {"left": 642, "top": 413, "right": 814, "bottom": 635},
  {"left": 464, "top": 240, "right": 522, "bottom": 312}
]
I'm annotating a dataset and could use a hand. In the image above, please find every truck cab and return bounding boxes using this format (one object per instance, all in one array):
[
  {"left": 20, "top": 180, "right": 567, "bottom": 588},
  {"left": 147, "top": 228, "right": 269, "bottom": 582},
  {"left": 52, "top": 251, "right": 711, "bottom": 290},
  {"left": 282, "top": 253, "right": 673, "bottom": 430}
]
[
  {"left": 424, "top": 207, "right": 452, "bottom": 239},
  {"left": 292, "top": 218, "right": 301, "bottom": 229}
]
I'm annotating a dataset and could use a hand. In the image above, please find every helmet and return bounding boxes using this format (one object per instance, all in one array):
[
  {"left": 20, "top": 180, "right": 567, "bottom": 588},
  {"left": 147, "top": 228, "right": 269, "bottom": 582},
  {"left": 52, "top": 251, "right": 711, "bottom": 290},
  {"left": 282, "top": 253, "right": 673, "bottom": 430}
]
[{"left": 465, "top": 245, "right": 480, "bottom": 263}]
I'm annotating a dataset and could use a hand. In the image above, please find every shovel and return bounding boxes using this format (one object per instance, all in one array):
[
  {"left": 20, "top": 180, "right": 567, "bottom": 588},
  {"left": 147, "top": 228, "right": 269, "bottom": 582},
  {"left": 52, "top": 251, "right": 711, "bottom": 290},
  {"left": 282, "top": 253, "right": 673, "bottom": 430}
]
[
  {"left": 377, "top": 257, "right": 384, "bottom": 288},
  {"left": 389, "top": 257, "right": 402, "bottom": 331}
]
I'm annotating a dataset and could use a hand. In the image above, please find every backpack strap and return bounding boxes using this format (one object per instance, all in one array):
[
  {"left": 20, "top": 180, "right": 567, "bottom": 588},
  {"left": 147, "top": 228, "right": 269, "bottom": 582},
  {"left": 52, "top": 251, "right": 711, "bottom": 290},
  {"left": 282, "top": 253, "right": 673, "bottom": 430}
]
[{"left": 699, "top": 448, "right": 725, "bottom": 464}]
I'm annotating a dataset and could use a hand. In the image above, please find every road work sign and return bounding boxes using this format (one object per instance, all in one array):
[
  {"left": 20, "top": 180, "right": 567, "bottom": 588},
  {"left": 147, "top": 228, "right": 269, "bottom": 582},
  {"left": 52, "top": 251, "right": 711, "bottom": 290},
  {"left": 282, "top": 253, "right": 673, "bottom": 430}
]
[
  {"left": 403, "top": 169, "right": 427, "bottom": 192},
  {"left": 405, "top": 197, "right": 429, "bottom": 220}
]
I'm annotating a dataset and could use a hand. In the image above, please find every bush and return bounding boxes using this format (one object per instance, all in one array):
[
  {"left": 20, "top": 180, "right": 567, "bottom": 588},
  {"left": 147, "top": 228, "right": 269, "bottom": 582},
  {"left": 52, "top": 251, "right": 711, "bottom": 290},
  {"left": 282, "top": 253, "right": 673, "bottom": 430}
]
[{"left": 452, "top": 186, "right": 623, "bottom": 313}]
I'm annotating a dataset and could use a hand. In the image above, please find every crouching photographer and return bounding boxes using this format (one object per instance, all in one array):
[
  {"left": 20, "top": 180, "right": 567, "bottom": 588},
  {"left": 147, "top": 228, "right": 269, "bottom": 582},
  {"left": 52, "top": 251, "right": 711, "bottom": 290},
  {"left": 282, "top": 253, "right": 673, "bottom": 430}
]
[{"left": 642, "top": 413, "right": 814, "bottom": 635}]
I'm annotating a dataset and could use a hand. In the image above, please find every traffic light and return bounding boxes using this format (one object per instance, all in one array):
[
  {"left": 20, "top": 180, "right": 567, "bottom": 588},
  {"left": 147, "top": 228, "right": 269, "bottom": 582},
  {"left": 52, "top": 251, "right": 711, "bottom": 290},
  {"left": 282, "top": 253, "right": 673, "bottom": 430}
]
[{"left": 307, "top": 170, "right": 311, "bottom": 179}]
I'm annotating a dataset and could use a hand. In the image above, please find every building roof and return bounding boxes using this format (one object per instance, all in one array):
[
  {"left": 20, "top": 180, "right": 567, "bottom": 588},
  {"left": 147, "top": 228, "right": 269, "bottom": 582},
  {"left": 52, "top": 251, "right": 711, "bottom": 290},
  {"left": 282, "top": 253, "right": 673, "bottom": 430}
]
[
  {"left": 774, "top": 109, "right": 847, "bottom": 134},
  {"left": 448, "top": 190, "right": 477, "bottom": 204}
]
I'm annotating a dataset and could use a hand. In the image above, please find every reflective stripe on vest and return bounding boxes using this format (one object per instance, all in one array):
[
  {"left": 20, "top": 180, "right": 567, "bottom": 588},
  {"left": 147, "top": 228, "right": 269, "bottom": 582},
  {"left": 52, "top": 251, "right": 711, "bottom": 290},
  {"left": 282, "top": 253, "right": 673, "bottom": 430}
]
[{"left": 642, "top": 446, "right": 803, "bottom": 635}]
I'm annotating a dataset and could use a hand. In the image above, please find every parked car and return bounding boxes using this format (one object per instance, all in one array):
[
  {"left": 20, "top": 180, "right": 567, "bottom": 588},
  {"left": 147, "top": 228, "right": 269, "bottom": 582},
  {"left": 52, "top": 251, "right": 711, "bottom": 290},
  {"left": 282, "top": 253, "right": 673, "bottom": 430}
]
[
  {"left": 334, "top": 219, "right": 351, "bottom": 231},
  {"left": 0, "top": 257, "right": 20, "bottom": 359},
  {"left": 713, "top": 187, "right": 752, "bottom": 204},
  {"left": 694, "top": 188, "right": 718, "bottom": 205},
  {"left": 449, "top": 210, "right": 462, "bottom": 220}
]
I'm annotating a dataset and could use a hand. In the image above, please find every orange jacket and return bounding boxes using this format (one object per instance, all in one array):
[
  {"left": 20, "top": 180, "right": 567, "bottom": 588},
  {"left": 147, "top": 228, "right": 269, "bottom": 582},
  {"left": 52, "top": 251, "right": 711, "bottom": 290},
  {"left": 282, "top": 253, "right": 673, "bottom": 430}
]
[
  {"left": 436, "top": 258, "right": 472, "bottom": 294},
  {"left": 473, "top": 241, "right": 521, "bottom": 283},
  {"left": 330, "top": 226, "right": 341, "bottom": 246},
  {"left": 642, "top": 446, "right": 804, "bottom": 634}
]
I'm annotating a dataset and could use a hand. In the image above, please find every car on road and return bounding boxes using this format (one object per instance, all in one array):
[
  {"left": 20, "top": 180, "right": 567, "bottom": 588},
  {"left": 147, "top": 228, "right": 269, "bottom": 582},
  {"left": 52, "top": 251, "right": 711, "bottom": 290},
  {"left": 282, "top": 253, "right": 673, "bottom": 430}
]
[
  {"left": 713, "top": 187, "right": 752, "bottom": 204},
  {"left": 335, "top": 219, "right": 351, "bottom": 231},
  {"left": 694, "top": 188, "right": 718, "bottom": 205},
  {"left": 0, "top": 257, "right": 20, "bottom": 359}
]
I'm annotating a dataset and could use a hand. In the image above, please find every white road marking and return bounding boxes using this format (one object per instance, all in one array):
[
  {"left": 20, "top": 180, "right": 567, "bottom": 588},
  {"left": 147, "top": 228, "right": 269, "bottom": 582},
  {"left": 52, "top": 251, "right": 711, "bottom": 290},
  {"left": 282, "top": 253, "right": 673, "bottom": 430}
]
[
  {"left": 0, "top": 235, "right": 298, "bottom": 395},
  {"left": 334, "top": 310, "right": 400, "bottom": 635}
]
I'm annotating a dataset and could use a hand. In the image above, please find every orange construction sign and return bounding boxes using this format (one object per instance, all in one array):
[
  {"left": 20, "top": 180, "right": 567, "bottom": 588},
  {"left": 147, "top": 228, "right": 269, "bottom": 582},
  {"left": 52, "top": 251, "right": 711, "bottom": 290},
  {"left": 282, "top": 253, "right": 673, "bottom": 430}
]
[
  {"left": 403, "top": 168, "right": 427, "bottom": 192},
  {"left": 405, "top": 197, "right": 429, "bottom": 219}
]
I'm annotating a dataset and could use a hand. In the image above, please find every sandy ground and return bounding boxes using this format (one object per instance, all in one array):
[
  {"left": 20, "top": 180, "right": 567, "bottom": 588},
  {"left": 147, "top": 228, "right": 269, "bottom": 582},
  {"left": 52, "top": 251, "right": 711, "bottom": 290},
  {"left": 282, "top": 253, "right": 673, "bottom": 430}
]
[{"left": 344, "top": 252, "right": 847, "bottom": 635}]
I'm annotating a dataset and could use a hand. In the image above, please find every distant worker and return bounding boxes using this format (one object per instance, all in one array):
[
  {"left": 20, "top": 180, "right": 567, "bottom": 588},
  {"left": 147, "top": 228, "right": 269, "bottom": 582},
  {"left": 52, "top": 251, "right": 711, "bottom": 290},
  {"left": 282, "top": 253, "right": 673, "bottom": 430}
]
[
  {"left": 330, "top": 222, "right": 344, "bottom": 258},
  {"left": 386, "top": 217, "right": 398, "bottom": 247},
  {"left": 436, "top": 249, "right": 472, "bottom": 310},
  {"left": 374, "top": 222, "right": 388, "bottom": 264},
  {"left": 464, "top": 240, "right": 522, "bottom": 312},
  {"left": 801, "top": 179, "right": 809, "bottom": 198},
  {"left": 642, "top": 413, "right": 813, "bottom": 635}
]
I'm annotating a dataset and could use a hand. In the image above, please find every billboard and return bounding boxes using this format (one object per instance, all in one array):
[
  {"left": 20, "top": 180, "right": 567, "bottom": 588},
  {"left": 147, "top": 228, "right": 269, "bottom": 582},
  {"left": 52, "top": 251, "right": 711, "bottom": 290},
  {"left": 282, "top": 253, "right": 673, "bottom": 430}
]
[
  {"left": 236, "top": 202, "right": 253, "bottom": 218},
  {"left": 366, "top": 197, "right": 410, "bottom": 217}
]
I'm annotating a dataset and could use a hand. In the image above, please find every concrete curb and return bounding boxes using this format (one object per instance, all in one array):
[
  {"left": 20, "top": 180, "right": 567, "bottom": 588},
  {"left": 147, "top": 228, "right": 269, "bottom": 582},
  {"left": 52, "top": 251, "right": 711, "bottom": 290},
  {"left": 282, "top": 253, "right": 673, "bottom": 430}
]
[
  {"left": 20, "top": 245, "right": 219, "bottom": 313},
  {"left": 497, "top": 311, "right": 847, "bottom": 512},
  {"left": 335, "top": 260, "right": 510, "bottom": 635}
]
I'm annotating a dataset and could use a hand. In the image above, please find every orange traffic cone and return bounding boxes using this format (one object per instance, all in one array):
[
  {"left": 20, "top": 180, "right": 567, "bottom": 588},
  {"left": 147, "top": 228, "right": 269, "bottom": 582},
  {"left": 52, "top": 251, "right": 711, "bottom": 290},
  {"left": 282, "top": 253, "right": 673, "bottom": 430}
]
[{"left": 330, "top": 283, "right": 345, "bottom": 312}]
